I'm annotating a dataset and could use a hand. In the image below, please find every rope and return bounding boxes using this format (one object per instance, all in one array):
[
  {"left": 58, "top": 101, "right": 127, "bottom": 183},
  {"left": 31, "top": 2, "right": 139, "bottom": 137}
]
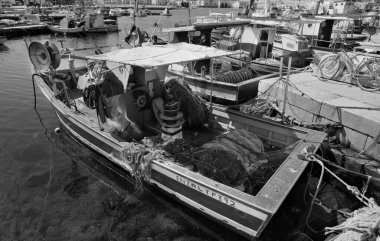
[{"left": 304, "top": 152, "right": 376, "bottom": 207}]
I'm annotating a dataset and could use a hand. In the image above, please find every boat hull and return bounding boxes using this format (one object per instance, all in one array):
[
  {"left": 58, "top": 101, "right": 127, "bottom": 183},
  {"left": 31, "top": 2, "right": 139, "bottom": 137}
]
[
  {"left": 85, "top": 26, "right": 119, "bottom": 33},
  {"left": 33, "top": 74, "right": 326, "bottom": 239},
  {"left": 48, "top": 25, "right": 84, "bottom": 35}
]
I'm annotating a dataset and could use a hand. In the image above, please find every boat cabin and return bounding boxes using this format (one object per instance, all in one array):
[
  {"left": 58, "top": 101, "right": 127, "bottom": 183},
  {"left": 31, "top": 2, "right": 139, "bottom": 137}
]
[
  {"left": 234, "top": 20, "right": 277, "bottom": 59},
  {"left": 59, "top": 16, "right": 77, "bottom": 29},
  {"left": 84, "top": 13, "right": 105, "bottom": 30},
  {"left": 332, "top": 0, "right": 356, "bottom": 14},
  {"left": 298, "top": 16, "right": 367, "bottom": 48}
]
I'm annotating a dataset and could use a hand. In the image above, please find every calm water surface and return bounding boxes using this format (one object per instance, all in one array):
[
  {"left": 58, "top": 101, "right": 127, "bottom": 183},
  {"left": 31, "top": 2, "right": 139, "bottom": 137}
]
[{"left": 0, "top": 8, "right": 238, "bottom": 241}]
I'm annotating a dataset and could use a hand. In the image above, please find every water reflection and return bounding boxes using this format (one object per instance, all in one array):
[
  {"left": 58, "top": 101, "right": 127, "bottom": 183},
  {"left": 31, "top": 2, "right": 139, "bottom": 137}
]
[
  {"left": 63, "top": 161, "right": 89, "bottom": 198},
  {"left": 53, "top": 129, "right": 214, "bottom": 241},
  {"left": 0, "top": 44, "right": 9, "bottom": 52}
]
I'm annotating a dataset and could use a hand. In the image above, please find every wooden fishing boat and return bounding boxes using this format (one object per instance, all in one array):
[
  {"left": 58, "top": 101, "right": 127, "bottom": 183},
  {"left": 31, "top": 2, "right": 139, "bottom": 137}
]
[
  {"left": 48, "top": 25, "right": 84, "bottom": 34},
  {"left": 28, "top": 41, "right": 326, "bottom": 240},
  {"left": 48, "top": 17, "right": 84, "bottom": 35}
]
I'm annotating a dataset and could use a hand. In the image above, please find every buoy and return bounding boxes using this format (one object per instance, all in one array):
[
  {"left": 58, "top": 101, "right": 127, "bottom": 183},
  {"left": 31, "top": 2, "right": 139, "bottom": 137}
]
[{"left": 54, "top": 127, "right": 61, "bottom": 134}]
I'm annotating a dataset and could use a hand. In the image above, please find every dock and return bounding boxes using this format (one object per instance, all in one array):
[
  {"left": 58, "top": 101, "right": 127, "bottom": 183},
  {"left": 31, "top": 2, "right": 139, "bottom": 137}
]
[
  {"left": 258, "top": 71, "right": 380, "bottom": 161},
  {"left": 0, "top": 24, "right": 49, "bottom": 38}
]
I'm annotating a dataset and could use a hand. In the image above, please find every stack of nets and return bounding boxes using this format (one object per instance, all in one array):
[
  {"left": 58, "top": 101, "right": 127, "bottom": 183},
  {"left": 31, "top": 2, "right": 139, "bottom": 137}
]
[
  {"left": 190, "top": 129, "right": 266, "bottom": 190},
  {"left": 189, "top": 129, "right": 300, "bottom": 194},
  {"left": 325, "top": 205, "right": 380, "bottom": 241}
]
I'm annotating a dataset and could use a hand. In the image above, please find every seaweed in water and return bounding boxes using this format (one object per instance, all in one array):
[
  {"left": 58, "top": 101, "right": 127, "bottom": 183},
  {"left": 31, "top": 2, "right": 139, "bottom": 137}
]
[{"left": 63, "top": 161, "right": 89, "bottom": 198}]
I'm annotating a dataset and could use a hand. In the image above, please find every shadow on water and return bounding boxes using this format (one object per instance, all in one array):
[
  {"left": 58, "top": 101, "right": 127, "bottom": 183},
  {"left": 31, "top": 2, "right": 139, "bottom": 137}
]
[{"left": 0, "top": 44, "right": 9, "bottom": 52}]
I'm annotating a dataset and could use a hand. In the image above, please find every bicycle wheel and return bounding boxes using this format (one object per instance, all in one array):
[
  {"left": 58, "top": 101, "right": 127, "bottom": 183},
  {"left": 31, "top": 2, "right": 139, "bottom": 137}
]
[
  {"left": 317, "top": 54, "right": 342, "bottom": 81},
  {"left": 355, "top": 60, "right": 380, "bottom": 91}
]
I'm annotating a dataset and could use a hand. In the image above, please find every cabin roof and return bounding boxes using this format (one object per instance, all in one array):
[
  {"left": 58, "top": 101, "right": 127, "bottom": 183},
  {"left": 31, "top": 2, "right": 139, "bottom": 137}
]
[
  {"left": 86, "top": 43, "right": 232, "bottom": 67},
  {"left": 160, "top": 25, "right": 195, "bottom": 33}
]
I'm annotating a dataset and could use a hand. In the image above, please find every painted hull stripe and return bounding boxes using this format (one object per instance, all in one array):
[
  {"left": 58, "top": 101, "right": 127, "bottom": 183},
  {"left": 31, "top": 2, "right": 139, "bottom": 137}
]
[
  {"left": 150, "top": 179, "right": 258, "bottom": 237},
  {"left": 152, "top": 164, "right": 269, "bottom": 220},
  {"left": 151, "top": 169, "right": 265, "bottom": 231},
  {"left": 57, "top": 111, "right": 114, "bottom": 154}
]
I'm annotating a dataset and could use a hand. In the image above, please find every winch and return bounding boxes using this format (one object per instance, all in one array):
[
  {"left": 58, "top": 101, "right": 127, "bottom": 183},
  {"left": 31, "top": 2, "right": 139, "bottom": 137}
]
[{"left": 160, "top": 100, "right": 184, "bottom": 140}]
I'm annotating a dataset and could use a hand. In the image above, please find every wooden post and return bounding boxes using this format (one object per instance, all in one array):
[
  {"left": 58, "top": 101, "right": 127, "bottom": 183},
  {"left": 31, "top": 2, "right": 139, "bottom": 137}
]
[{"left": 282, "top": 57, "right": 291, "bottom": 124}]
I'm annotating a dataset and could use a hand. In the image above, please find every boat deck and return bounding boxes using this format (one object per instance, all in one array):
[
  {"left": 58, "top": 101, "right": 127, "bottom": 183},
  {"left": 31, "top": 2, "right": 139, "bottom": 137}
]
[{"left": 259, "top": 72, "right": 380, "bottom": 160}]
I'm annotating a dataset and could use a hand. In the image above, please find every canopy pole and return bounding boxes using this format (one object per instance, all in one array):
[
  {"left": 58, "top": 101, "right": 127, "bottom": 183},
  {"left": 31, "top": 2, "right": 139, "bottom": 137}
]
[
  {"left": 282, "top": 57, "right": 292, "bottom": 124},
  {"left": 209, "top": 58, "right": 214, "bottom": 108}
]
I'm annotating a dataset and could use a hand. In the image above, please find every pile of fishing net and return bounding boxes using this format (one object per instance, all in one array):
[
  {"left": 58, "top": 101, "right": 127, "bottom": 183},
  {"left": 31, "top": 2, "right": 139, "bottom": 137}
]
[
  {"left": 240, "top": 98, "right": 280, "bottom": 118},
  {"left": 117, "top": 142, "right": 169, "bottom": 190},
  {"left": 165, "top": 76, "right": 209, "bottom": 129},
  {"left": 188, "top": 129, "right": 298, "bottom": 194},
  {"left": 325, "top": 205, "right": 380, "bottom": 241},
  {"left": 190, "top": 129, "right": 264, "bottom": 190}
]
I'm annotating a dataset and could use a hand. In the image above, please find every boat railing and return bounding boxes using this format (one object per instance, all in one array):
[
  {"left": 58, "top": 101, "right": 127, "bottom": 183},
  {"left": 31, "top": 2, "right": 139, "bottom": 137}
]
[{"left": 160, "top": 14, "right": 239, "bottom": 30}]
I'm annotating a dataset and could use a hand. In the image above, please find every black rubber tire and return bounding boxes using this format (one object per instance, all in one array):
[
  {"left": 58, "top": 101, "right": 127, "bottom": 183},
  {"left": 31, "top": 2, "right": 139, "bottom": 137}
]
[
  {"left": 317, "top": 54, "right": 342, "bottom": 81},
  {"left": 355, "top": 59, "right": 380, "bottom": 92}
]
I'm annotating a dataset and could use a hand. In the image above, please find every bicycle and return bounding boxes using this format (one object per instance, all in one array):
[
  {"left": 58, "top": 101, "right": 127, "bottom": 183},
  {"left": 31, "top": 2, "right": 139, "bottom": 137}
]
[{"left": 317, "top": 46, "right": 380, "bottom": 92}]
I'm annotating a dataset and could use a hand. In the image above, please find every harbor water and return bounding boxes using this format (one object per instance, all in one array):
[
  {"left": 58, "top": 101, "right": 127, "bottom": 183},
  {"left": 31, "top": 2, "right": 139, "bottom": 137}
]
[{"left": 0, "top": 8, "right": 236, "bottom": 241}]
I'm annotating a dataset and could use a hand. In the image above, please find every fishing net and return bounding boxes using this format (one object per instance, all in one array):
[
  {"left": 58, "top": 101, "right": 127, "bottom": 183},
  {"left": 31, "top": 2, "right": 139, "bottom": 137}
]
[
  {"left": 186, "top": 129, "right": 299, "bottom": 194},
  {"left": 117, "top": 142, "right": 168, "bottom": 191},
  {"left": 240, "top": 98, "right": 279, "bottom": 118},
  {"left": 325, "top": 205, "right": 380, "bottom": 241},
  {"left": 165, "top": 77, "right": 209, "bottom": 129}
]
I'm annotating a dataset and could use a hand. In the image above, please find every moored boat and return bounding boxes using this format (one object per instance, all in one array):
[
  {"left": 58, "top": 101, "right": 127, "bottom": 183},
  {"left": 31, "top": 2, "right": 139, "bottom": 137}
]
[
  {"left": 27, "top": 41, "right": 326, "bottom": 240},
  {"left": 161, "top": 7, "right": 171, "bottom": 16},
  {"left": 84, "top": 13, "right": 119, "bottom": 34},
  {"left": 48, "top": 17, "right": 84, "bottom": 35}
]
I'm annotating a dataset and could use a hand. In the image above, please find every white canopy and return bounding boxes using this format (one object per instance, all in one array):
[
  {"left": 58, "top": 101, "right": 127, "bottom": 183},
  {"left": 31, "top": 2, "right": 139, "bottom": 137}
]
[{"left": 86, "top": 43, "right": 232, "bottom": 68}]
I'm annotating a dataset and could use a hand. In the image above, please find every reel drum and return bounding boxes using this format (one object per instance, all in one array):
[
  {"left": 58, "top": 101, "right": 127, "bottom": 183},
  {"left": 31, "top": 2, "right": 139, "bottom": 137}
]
[{"left": 28, "top": 41, "right": 61, "bottom": 71}]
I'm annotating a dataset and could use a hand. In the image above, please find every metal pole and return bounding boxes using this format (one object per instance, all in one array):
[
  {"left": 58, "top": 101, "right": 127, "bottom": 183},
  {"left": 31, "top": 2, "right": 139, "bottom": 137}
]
[
  {"left": 209, "top": 58, "right": 214, "bottom": 106},
  {"left": 279, "top": 57, "right": 283, "bottom": 78},
  {"left": 282, "top": 57, "right": 292, "bottom": 124}
]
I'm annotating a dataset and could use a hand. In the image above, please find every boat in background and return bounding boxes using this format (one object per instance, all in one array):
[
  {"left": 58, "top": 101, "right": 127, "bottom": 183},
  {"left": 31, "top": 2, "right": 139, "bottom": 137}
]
[
  {"left": 84, "top": 13, "right": 119, "bottom": 33},
  {"left": 129, "top": 1, "right": 148, "bottom": 18},
  {"left": 109, "top": 8, "right": 122, "bottom": 17},
  {"left": 48, "top": 17, "right": 84, "bottom": 35},
  {"left": 162, "top": 7, "right": 172, "bottom": 16}
]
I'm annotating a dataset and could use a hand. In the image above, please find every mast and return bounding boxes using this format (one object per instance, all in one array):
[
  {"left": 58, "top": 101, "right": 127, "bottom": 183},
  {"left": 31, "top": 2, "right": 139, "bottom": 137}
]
[{"left": 134, "top": 0, "right": 137, "bottom": 24}]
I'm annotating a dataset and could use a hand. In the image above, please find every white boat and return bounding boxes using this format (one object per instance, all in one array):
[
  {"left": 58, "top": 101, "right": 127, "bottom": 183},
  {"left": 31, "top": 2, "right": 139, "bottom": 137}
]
[
  {"left": 27, "top": 41, "right": 325, "bottom": 240},
  {"left": 109, "top": 8, "right": 122, "bottom": 17},
  {"left": 0, "top": 36, "right": 6, "bottom": 44},
  {"left": 162, "top": 7, "right": 172, "bottom": 16},
  {"left": 84, "top": 13, "right": 119, "bottom": 33},
  {"left": 48, "top": 17, "right": 84, "bottom": 35}
]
